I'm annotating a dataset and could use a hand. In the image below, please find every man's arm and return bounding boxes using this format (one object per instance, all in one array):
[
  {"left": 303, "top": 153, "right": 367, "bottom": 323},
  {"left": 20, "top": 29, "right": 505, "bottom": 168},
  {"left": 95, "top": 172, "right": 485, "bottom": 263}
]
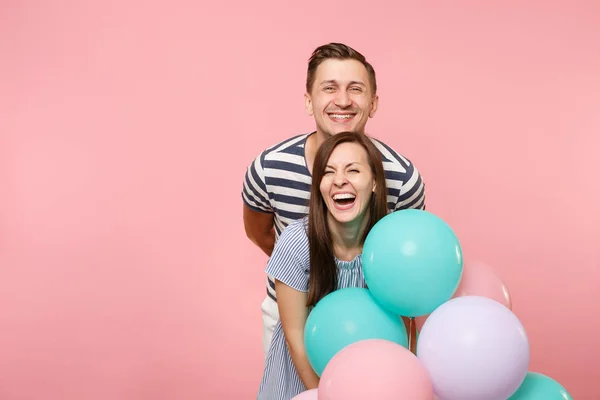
[
  {"left": 242, "top": 151, "right": 275, "bottom": 256},
  {"left": 243, "top": 204, "right": 276, "bottom": 257}
]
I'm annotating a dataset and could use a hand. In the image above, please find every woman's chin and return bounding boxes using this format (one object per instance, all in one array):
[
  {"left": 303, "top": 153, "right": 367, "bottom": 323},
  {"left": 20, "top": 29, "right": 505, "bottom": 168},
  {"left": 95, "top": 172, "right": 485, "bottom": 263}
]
[{"left": 329, "top": 211, "right": 362, "bottom": 225}]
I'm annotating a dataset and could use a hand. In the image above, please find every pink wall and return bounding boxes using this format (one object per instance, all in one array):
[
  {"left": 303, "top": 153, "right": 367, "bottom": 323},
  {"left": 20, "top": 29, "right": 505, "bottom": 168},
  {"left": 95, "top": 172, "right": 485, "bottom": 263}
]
[{"left": 1, "top": 1, "right": 599, "bottom": 398}]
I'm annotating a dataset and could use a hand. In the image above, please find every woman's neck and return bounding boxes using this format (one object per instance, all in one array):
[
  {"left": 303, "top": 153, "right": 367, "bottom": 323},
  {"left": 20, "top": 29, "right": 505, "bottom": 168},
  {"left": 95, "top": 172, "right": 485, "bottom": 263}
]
[{"left": 327, "top": 212, "right": 369, "bottom": 261}]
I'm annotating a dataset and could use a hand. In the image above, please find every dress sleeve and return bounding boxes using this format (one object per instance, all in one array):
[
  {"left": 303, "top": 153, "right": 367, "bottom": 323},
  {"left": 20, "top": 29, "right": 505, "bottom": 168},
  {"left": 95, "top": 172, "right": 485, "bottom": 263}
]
[{"left": 265, "top": 220, "right": 310, "bottom": 292}]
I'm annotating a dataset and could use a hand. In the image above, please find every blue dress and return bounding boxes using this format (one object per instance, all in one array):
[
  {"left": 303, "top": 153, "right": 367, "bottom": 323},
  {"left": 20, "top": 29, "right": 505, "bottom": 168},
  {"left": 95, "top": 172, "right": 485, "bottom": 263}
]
[{"left": 257, "top": 218, "right": 366, "bottom": 400}]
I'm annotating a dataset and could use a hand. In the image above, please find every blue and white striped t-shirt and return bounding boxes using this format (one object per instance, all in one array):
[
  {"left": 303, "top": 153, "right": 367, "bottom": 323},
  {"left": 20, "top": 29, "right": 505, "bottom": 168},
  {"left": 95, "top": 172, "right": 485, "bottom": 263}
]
[{"left": 242, "top": 132, "right": 426, "bottom": 301}]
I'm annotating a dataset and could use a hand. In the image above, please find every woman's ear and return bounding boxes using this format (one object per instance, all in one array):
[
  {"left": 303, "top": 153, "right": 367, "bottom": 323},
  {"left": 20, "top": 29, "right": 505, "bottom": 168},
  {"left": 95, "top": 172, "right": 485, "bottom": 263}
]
[{"left": 372, "top": 182, "right": 377, "bottom": 192}]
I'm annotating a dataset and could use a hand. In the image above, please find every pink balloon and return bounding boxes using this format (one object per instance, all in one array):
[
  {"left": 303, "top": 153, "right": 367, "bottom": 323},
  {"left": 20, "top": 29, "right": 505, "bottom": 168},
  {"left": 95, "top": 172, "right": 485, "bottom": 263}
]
[
  {"left": 292, "top": 389, "right": 318, "bottom": 399},
  {"left": 414, "top": 314, "right": 427, "bottom": 332},
  {"left": 414, "top": 261, "right": 511, "bottom": 332},
  {"left": 318, "top": 339, "right": 434, "bottom": 400},
  {"left": 454, "top": 261, "right": 512, "bottom": 309}
]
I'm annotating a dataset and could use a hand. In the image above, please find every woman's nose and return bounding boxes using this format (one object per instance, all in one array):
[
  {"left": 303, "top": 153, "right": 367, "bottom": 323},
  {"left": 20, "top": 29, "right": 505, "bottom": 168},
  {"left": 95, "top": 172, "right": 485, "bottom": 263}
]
[{"left": 333, "top": 172, "right": 348, "bottom": 186}]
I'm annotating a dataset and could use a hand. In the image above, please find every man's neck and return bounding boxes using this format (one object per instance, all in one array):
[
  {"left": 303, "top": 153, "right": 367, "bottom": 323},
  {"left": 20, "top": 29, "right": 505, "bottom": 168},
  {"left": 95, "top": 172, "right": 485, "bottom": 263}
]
[
  {"left": 305, "top": 129, "right": 368, "bottom": 174},
  {"left": 304, "top": 131, "right": 325, "bottom": 175}
]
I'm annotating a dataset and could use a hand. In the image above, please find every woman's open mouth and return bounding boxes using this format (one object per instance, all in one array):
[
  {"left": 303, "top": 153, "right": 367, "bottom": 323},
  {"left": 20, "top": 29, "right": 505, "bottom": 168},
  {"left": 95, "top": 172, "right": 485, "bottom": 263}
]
[{"left": 332, "top": 193, "right": 356, "bottom": 210}]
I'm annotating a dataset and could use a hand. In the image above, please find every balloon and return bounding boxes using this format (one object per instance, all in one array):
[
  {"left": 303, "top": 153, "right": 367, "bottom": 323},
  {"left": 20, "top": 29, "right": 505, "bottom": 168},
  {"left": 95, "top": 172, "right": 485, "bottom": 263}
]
[
  {"left": 454, "top": 261, "right": 512, "bottom": 309},
  {"left": 362, "top": 209, "right": 463, "bottom": 317},
  {"left": 318, "top": 339, "right": 434, "bottom": 400},
  {"left": 508, "top": 372, "right": 573, "bottom": 400},
  {"left": 292, "top": 388, "right": 319, "bottom": 399},
  {"left": 414, "top": 260, "right": 512, "bottom": 331},
  {"left": 416, "top": 296, "right": 530, "bottom": 400},
  {"left": 304, "top": 287, "right": 408, "bottom": 376}
]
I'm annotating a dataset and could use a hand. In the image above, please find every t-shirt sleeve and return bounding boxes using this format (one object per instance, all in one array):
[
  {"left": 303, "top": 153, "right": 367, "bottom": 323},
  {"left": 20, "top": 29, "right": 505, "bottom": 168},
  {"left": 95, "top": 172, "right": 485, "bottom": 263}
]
[
  {"left": 395, "top": 163, "right": 426, "bottom": 211},
  {"left": 242, "top": 151, "right": 273, "bottom": 213},
  {"left": 368, "top": 136, "right": 426, "bottom": 212},
  {"left": 265, "top": 220, "right": 309, "bottom": 292}
]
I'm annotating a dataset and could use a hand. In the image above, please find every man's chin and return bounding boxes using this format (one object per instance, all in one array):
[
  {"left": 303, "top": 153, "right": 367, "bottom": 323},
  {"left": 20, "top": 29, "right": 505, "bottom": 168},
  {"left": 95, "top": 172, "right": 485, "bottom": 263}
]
[
  {"left": 316, "top": 124, "right": 365, "bottom": 138},
  {"left": 329, "top": 126, "right": 361, "bottom": 135}
]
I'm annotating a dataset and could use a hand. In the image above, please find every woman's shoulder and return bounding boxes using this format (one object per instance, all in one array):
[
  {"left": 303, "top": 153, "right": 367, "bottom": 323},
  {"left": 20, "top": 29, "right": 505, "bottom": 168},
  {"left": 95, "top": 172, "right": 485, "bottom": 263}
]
[
  {"left": 279, "top": 217, "right": 309, "bottom": 242},
  {"left": 267, "top": 217, "right": 311, "bottom": 278}
]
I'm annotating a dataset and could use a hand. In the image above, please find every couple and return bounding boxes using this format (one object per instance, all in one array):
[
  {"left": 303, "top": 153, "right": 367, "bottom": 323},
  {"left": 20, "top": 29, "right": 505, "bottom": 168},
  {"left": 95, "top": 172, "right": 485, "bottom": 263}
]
[{"left": 241, "top": 43, "right": 427, "bottom": 399}]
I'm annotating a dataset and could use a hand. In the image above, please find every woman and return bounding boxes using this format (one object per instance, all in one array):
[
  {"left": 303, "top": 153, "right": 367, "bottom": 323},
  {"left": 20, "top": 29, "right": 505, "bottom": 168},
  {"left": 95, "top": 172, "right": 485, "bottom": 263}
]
[{"left": 257, "top": 131, "right": 389, "bottom": 399}]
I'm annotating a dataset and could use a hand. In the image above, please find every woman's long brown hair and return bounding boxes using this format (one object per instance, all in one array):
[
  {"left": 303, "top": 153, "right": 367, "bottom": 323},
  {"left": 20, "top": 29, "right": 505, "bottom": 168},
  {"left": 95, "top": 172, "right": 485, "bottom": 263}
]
[{"left": 306, "top": 131, "right": 389, "bottom": 308}]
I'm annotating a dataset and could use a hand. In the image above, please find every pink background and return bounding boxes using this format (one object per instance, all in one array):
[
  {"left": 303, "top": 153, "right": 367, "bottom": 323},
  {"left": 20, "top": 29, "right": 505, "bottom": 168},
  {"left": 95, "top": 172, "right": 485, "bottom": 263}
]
[{"left": 1, "top": 1, "right": 599, "bottom": 399}]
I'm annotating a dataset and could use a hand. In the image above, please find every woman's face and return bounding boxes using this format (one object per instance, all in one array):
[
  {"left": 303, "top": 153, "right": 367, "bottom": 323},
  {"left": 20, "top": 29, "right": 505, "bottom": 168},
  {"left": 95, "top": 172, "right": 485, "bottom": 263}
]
[{"left": 319, "top": 142, "right": 376, "bottom": 225}]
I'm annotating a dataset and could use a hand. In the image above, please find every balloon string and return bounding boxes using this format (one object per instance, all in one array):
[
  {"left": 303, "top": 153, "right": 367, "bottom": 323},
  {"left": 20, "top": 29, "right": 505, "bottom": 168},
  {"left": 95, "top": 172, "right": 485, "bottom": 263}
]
[{"left": 409, "top": 317, "right": 416, "bottom": 354}]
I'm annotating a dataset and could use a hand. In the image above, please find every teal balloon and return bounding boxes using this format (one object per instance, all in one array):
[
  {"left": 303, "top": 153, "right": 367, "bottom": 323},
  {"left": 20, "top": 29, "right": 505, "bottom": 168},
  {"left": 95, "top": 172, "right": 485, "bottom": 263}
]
[
  {"left": 304, "top": 287, "right": 408, "bottom": 376},
  {"left": 509, "top": 372, "right": 573, "bottom": 400},
  {"left": 362, "top": 209, "right": 463, "bottom": 317}
]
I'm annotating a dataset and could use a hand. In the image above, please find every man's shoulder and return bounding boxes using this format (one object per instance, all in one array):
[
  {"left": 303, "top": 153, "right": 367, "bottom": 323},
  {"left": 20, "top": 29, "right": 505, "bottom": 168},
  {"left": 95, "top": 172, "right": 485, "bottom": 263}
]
[
  {"left": 259, "top": 132, "right": 312, "bottom": 159},
  {"left": 255, "top": 133, "right": 312, "bottom": 181},
  {"left": 368, "top": 135, "right": 415, "bottom": 169}
]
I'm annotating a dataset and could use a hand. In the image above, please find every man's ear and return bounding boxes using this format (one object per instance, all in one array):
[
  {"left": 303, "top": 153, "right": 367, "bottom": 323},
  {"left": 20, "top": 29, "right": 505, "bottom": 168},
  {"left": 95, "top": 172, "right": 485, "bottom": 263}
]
[
  {"left": 369, "top": 94, "right": 379, "bottom": 118},
  {"left": 304, "top": 93, "right": 313, "bottom": 116}
]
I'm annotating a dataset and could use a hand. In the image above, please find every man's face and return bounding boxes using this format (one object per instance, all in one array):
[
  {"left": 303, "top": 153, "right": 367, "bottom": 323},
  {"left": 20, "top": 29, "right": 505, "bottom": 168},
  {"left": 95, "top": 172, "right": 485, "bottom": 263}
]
[{"left": 305, "top": 58, "right": 378, "bottom": 138}]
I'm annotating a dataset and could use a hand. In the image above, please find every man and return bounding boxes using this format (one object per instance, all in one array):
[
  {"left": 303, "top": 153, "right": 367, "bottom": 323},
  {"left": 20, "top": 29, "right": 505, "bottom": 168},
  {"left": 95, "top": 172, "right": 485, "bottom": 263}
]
[{"left": 242, "top": 42, "right": 426, "bottom": 356}]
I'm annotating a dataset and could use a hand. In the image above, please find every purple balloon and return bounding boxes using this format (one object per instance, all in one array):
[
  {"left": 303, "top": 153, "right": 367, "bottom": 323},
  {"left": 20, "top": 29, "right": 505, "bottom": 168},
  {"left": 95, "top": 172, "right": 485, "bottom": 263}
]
[{"left": 416, "top": 296, "right": 530, "bottom": 400}]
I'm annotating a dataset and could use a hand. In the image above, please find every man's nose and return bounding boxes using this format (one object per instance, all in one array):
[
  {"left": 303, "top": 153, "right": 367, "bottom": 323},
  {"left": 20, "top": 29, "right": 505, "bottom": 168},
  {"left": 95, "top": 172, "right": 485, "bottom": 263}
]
[{"left": 334, "top": 90, "right": 351, "bottom": 107}]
